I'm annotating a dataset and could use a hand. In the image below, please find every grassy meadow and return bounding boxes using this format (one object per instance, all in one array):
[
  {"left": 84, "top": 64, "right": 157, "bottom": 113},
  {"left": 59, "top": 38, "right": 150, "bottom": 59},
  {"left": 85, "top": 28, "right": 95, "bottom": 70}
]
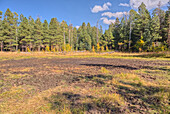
[{"left": 0, "top": 52, "right": 169, "bottom": 113}]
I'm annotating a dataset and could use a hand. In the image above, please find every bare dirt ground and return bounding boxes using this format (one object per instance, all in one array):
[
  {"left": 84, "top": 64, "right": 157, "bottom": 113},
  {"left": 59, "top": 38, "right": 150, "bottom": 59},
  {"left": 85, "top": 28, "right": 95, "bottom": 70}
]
[{"left": 0, "top": 57, "right": 169, "bottom": 113}]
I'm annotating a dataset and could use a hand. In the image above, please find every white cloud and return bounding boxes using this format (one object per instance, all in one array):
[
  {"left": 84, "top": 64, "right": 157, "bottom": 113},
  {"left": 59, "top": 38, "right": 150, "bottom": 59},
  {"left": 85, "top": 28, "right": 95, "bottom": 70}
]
[
  {"left": 75, "top": 26, "right": 80, "bottom": 29},
  {"left": 101, "top": 12, "right": 128, "bottom": 18},
  {"left": 119, "top": 3, "right": 130, "bottom": 7},
  {"left": 101, "top": 17, "right": 115, "bottom": 25},
  {"left": 130, "top": 0, "right": 169, "bottom": 10},
  {"left": 91, "top": 2, "right": 112, "bottom": 13}
]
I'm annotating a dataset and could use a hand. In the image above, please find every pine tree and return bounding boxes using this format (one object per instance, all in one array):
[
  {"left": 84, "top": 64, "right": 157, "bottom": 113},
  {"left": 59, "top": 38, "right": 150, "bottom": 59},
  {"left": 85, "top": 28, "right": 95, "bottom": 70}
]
[
  {"left": 56, "top": 24, "right": 63, "bottom": 50},
  {"left": 153, "top": 7, "right": 165, "bottom": 42},
  {"left": 101, "top": 27, "right": 114, "bottom": 50},
  {"left": 119, "top": 17, "right": 126, "bottom": 51},
  {"left": 100, "top": 30, "right": 109, "bottom": 48},
  {"left": 0, "top": 11, "right": 4, "bottom": 51},
  {"left": 68, "top": 24, "right": 73, "bottom": 49},
  {"left": 150, "top": 14, "right": 162, "bottom": 49},
  {"left": 113, "top": 17, "right": 120, "bottom": 50},
  {"left": 91, "top": 27, "right": 97, "bottom": 48},
  {"left": 165, "top": 2, "right": 170, "bottom": 48},
  {"left": 49, "top": 18, "right": 60, "bottom": 50},
  {"left": 18, "top": 16, "right": 30, "bottom": 52},
  {"left": 42, "top": 20, "right": 50, "bottom": 48},
  {"left": 28, "top": 16, "right": 35, "bottom": 51},
  {"left": 34, "top": 17, "right": 43, "bottom": 51},
  {"left": 131, "top": 3, "right": 151, "bottom": 51},
  {"left": 87, "top": 22, "right": 92, "bottom": 35},
  {"left": 3, "top": 8, "right": 17, "bottom": 51},
  {"left": 128, "top": 9, "right": 138, "bottom": 51},
  {"left": 78, "top": 23, "right": 86, "bottom": 50},
  {"left": 138, "top": 2, "right": 151, "bottom": 50},
  {"left": 61, "top": 20, "right": 68, "bottom": 50},
  {"left": 13, "top": 12, "right": 19, "bottom": 51},
  {"left": 78, "top": 22, "right": 92, "bottom": 50},
  {"left": 85, "top": 33, "right": 91, "bottom": 50},
  {"left": 72, "top": 27, "right": 78, "bottom": 50}
]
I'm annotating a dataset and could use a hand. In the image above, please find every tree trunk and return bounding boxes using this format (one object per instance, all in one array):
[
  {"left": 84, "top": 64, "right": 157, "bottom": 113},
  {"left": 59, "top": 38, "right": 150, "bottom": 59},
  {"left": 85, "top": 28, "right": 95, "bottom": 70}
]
[
  {"left": 38, "top": 45, "right": 40, "bottom": 52},
  {"left": 168, "top": 15, "right": 170, "bottom": 49},
  {"left": 69, "top": 27, "right": 70, "bottom": 45},
  {"left": 22, "top": 45, "right": 24, "bottom": 52},
  {"left": 96, "top": 20, "right": 99, "bottom": 43},
  {"left": 30, "top": 42, "right": 32, "bottom": 52},
  {"left": 63, "top": 27, "right": 65, "bottom": 52},
  {"left": 10, "top": 42, "right": 12, "bottom": 52},
  {"left": 16, "top": 28, "right": 18, "bottom": 51},
  {"left": 129, "top": 22, "right": 132, "bottom": 52},
  {"left": 1, "top": 41, "right": 3, "bottom": 52},
  {"left": 26, "top": 45, "right": 28, "bottom": 52}
]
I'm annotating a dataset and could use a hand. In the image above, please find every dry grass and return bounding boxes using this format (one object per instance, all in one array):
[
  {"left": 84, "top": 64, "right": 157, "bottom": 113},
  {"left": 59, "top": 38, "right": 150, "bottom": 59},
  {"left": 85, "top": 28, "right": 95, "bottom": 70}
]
[
  {"left": 100, "top": 67, "right": 110, "bottom": 74},
  {"left": 4, "top": 73, "right": 30, "bottom": 79},
  {"left": 0, "top": 51, "right": 169, "bottom": 61},
  {"left": 0, "top": 52, "right": 169, "bottom": 113}
]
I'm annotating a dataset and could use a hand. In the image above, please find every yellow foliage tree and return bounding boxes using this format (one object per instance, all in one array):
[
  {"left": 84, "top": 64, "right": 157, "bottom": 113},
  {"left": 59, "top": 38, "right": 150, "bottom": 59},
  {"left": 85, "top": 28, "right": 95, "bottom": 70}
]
[
  {"left": 66, "top": 44, "right": 71, "bottom": 52},
  {"left": 45, "top": 46, "right": 50, "bottom": 52},
  {"left": 92, "top": 46, "right": 95, "bottom": 52},
  {"left": 106, "top": 45, "right": 109, "bottom": 52},
  {"left": 27, "top": 47, "right": 31, "bottom": 52},
  {"left": 51, "top": 48, "right": 55, "bottom": 52}
]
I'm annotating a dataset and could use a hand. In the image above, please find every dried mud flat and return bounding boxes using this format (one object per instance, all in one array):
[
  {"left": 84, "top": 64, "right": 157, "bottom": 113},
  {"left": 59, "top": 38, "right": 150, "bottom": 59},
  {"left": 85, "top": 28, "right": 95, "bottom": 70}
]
[{"left": 0, "top": 58, "right": 169, "bottom": 113}]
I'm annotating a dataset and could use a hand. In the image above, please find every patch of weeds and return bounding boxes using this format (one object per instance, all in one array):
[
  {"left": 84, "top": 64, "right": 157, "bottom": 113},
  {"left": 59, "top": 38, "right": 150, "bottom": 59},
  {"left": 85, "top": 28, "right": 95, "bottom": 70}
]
[
  {"left": 135, "top": 68, "right": 170, "bottom": 84},
  {"left": 94, "top": 93, "right": 125, "bottom": 113},
  {"left": 74, "top": 74, "right": 113, "bottom": 86},
  {"left": 48, "top": 92, "right": 126, "bottom": 113},
  {"left": 38, "top": 103, "right": 52, "bottom": 113},
  {"left": 0, "top": 80, "right": 4, "bottom": 87},
  {"left": 101, "top": 67, "right": 110, "bottom": 74},
  {"left": 142, "top": 90, "right": 170, "bottom": 113},
  {"left": 114, "top": 73, "right": 140, "bottom": 81},
  {"left": 134, "top": 53, "right": 167, "bottom": 58},
  {"left": 0, "top": 85, "right": 35, "bottom": 101},
  {"left": 116, "top": 80, "right": 170, "bottom": 113},
  {"left": 48, "top": 92, "right": 91, "bottom": 113},
  {"left": 112, "top": 78, "right": 120, "bottom": 85},
  {"left": 4, "top": 73, "right": 30, "bottom": 79},
  {"left": 0, "top": 85, "right": 36, "bottom": 113},
  {"left": 91, "top": 77, "right": 105, "bottom": 85},
  {"left": 137, "top": 81, "right": 143, "bottom": 87}
]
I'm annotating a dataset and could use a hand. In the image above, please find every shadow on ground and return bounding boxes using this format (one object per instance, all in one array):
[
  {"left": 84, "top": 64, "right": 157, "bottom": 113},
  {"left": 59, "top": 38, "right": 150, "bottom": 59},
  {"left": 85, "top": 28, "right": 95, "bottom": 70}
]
[
  {"left": 113, "top": 81, "right": 169, "bottom": 113},
  {"left": 80, "top": 64, "right": 138, "bottom": 70},
  {"left": 47, "top": 92, "right": 124, "bottom": 114}
]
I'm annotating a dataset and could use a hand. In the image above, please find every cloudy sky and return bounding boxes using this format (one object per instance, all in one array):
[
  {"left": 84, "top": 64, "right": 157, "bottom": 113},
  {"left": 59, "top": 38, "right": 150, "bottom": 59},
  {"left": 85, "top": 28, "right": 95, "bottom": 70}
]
[{"left": 0, "top": 0, "right": 169, "bottom": 30}]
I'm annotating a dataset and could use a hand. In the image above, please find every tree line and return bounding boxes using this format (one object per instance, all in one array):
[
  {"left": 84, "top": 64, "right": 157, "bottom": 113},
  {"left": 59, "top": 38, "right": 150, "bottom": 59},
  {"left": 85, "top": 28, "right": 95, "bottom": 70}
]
[{"left": 0, "top": 2, "right": 169, "bottom": 52}]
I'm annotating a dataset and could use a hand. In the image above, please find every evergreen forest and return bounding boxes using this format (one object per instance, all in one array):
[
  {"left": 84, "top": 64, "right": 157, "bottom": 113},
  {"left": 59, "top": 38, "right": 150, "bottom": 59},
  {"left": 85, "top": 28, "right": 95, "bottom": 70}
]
[{"left": 0, "top": 2, "right": 169, "bottom": 52}]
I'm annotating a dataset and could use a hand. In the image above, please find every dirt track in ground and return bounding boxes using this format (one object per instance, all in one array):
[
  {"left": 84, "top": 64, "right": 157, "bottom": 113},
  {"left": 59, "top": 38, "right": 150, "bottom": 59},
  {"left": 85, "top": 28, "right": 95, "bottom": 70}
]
[{"left": 0, "top": 58, "right": 169, "bottom": 113}]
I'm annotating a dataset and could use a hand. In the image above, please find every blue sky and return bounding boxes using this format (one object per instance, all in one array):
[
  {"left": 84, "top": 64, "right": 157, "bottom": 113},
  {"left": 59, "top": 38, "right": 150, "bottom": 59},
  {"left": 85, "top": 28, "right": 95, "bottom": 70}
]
[{"left": 0, "top": 0, "right": 169, "bottom": 30}]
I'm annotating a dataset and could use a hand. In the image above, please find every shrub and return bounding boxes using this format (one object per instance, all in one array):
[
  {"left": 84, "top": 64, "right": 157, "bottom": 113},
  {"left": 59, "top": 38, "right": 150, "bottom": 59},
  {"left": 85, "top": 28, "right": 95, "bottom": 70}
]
[
  {"left": 101, "top": 67, "right": 110, "bottom": 74},
  {"left": 27, "top": 47, "right": 31, "bottom": 52},
  {"left": 92, "top": 46, "right": 95, "bottom": 52},
  {"left": 45, "top": 46, "right": 50, "bottom": 52},
  {"left": 97, "top": 43, "right": 100, "bottom": 52}
]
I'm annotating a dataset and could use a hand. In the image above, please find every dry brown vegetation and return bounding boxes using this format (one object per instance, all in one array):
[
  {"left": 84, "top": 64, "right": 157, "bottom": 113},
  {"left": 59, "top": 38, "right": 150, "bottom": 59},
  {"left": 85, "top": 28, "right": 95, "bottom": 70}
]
[{"left": 0, "top": 52, "right": 169, "bottom": 113}]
